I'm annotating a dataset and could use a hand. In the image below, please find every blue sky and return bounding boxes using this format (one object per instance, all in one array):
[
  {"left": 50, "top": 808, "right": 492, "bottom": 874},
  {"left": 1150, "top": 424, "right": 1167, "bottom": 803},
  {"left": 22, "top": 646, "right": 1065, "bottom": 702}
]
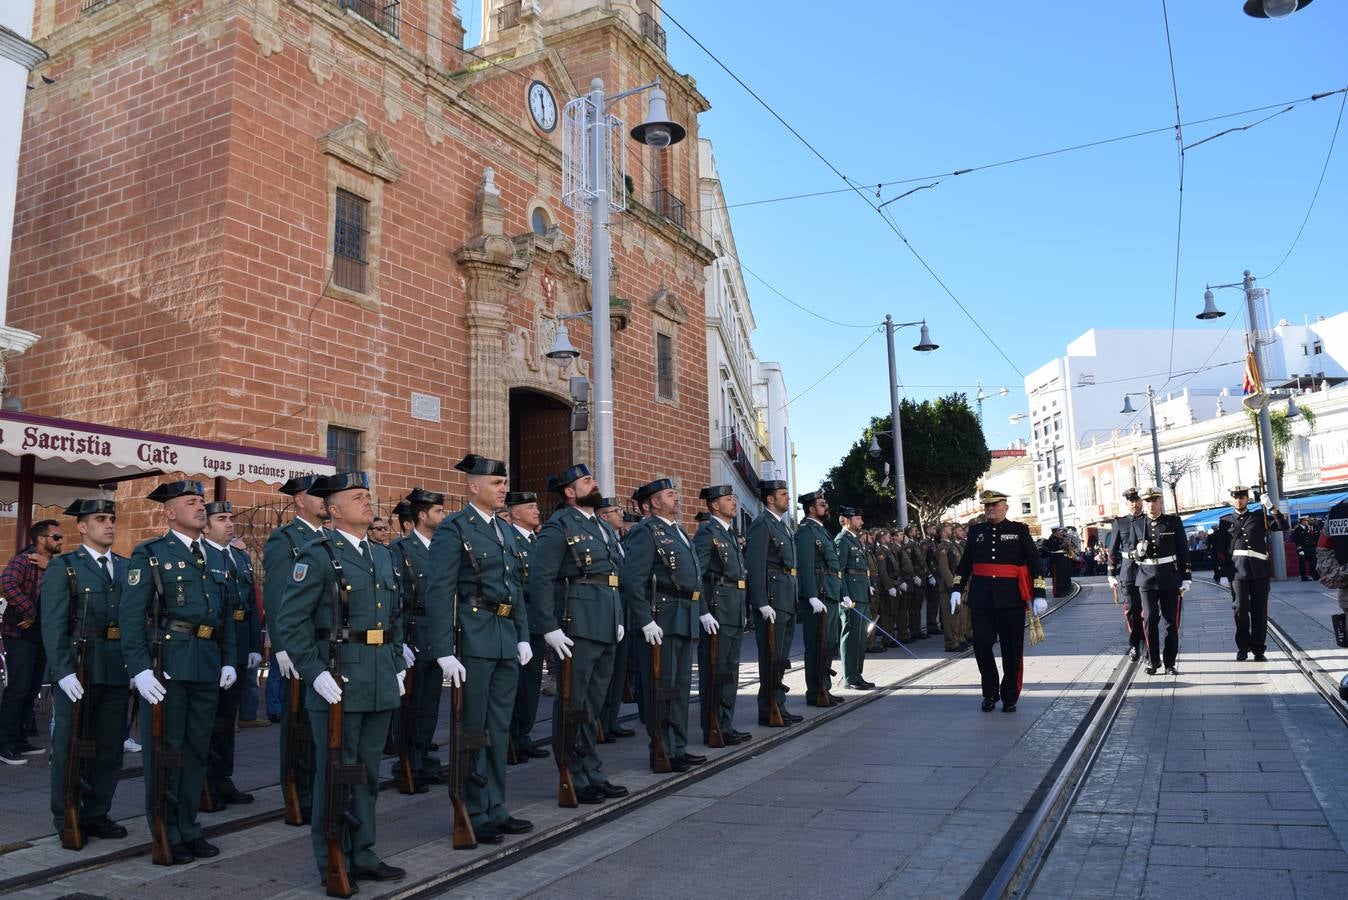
[{"left": 474, "top": 2, "right": 1347, "bottom": 493}]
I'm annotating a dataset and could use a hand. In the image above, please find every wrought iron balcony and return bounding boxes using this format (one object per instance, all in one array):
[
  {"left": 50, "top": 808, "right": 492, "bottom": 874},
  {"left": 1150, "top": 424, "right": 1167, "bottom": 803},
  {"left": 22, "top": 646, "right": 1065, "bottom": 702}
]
[
  {"left": 335, "top": 0, "right": 401, "bottom": 39},
  {"left": 651, "top": 188, "right": 685, "bottom": 229},
  {"left": 640, "top": 12, "right": 667, "bottom": 53},
  {"left": 497, "top": 1, "right": 522, "bottom": 31}
]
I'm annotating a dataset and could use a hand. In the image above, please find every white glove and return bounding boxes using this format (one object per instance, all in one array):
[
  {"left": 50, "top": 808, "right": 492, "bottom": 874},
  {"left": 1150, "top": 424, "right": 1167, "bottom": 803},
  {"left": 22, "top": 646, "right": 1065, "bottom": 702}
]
[
  {"left": 808, "top": 597, "right": 825, "bottom": 614},
  {"left": 869, "top": 586, "right": 875, "bottom": 596},
  {"left": 700, "top": 613, "right": 719, "bottom": 635},
  {"left": 133, "top": 669, "right": 167, "bottom": 705},
  {"left": 1181, "top": 580, "right": 1192, "bottom": 593},
  {"left": 617, "top": 624, "right": 626, "bottom": 642},
  {"left": 1136, "top": 540, "right": 1148, "bottom": 557},
  {"left": 396, "top": 670, "right": 406, "bottom": 696},
  {"left": 950, "top": 593, "right": 960, "bottom": 615},
  {"left": 402, "top": 643, "right": 416, "bottom": 669},
  {"left": 543, "top": 629, "right": 574, "bottom": 660},
  {"left": 246, "top": 652, "right": 262, "bottom": 670},
  {"left": 312, "top": 670, "right": 343, "bottom": 704},
  {"left": 899, "top": 582, "right": 909, "bottom": 593},
  {"left": 928, "top": 575, "right": 937, "bottom": 586},
  {"left": 437, "top": 654, "right": 467, "bottom": 687},
  {"left": 516, "top": 641, "right": 533, "bottom": 666},
  {"left": 1107, "top": 575, "right": 1118, "bottom": 588},
  {"left": 642, "top": 621, "right": 664, "bottom": 645},
  {"left": 58, "top": 673, "right": 84, "bottom": 702},
  {"left": 888, "top": 587, "right": 897, "bottom": 597},
  {"left": 274, "top": 650, "right": 297, "bottom": 679},
  {"left": 841, "top": 597, "right": 855, "bottom": 610},
  {"left": 219, "top": 666, "right": 237, "bottom": 689},
  {"left": 759, "top": 605, "right": 776, "bottom": 624},
  {"left": 1032, "top": 598, "right": 1048, "bottom": 617}
]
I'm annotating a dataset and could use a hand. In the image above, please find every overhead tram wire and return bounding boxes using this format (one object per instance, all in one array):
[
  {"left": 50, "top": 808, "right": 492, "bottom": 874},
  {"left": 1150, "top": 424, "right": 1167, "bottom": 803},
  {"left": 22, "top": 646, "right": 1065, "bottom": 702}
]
[
  {"left": 1160, "top": 0, "right": 1186, "bottom": 390},
  {"left": 1262, "top": 86, "right": 1348, "bottom": 279},
  {"left": 777, "top": 326, "right": 882, "bottom": 412},
  {"left": 652, "top": 0, "right": 1027, "bottom": 380}
]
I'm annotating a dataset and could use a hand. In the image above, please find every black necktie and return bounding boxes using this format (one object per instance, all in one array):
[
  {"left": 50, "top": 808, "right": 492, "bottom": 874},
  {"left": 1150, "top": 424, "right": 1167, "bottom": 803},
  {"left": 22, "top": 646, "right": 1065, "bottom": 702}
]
[
  {"left": 358, "top": 540, "right": 368, "bottom": 559},
  {"left": 98, "top": 555, "right": 112, "bottom": 582},
  {"left": 190, "top": 541, "right": 205, "bottom": 568}
]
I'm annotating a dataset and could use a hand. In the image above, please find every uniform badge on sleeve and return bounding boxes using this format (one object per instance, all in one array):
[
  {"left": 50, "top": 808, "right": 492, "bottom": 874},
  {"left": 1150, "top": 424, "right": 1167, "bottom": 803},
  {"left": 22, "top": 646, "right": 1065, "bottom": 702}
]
[
  {"left": 128, "top": 569, "right": 141, "bottom": 586},
  {"left": 292, "top": 563, "right": 308, "bottom": 582}
]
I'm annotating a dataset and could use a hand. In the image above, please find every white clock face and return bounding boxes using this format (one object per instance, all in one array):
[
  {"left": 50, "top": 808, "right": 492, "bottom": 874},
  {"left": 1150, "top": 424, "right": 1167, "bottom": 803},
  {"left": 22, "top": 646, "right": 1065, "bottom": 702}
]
[{"left": 528, "top": 81, "right": 557, "bottom": 133}]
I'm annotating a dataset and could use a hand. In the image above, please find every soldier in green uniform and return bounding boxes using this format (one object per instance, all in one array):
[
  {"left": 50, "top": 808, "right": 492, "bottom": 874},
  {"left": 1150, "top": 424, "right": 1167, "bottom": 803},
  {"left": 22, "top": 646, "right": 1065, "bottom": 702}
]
[
  {"left": 874, "top": 530, "right": 900, "bottom": 647},
  {"left": 900, "top": 526, "right": 927, "bottom": 640},
  {"left": 746, "top": 479, "right": 802, "bottom": 727},
  {"left": 795, "top": 491, "right": 845, "bottom": 707},
  {"left": 835, "top": 507, "right": 875, "bottom": 689},
  {"left": 202, "top": 501, "right": 261, "bottom": 808},
  {"left": 891, "top": 529, "right": 916, "bottom": 640},
  {"left": 427, "top": 455, "right": 533, "bottom": 842},
  {"left": 389, "top": 487, "right": 447, "bottom": 788},
  {"left": 596, "top": 496, "right": 637, "bottom": 742},
  {"left": 42, "top": 499, "right": 130, "bottom": 843},
  {"left": 622, "top": 479, "right": 708, "bottom": 771},
  {"left": 506, "top": 490, "right": 553, "bottom": 762},
  {"left": 693, "top": 485, "right": 751, "bottom": 745},
  {"left": 263, "top": 474, "right": 327, "bottom": 823},
  {"left": 527, "top": 464, "right": 629, "bottom": 804},
  {"left": 276, "top": 471, "right": 408, "bottom": 884},
  {"left": 936, "top": 524, "right": 966, "bottom": 652},
  {"left": 120, "top": 481, "right": 237, "bottom": 864}
]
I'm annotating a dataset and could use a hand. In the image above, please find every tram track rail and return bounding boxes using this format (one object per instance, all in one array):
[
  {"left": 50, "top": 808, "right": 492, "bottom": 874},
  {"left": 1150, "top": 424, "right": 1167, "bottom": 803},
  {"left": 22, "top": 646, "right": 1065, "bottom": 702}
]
[{"left": 1, "top": 585, "right": 1088, "bottom": 897}]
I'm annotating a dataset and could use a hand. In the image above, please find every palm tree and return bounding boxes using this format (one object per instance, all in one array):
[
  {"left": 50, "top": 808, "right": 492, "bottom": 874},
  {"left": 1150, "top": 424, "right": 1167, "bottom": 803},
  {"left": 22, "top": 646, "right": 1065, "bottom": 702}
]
[{"left": 1205, "top": 405, "right": 1317, "bottom": 485}]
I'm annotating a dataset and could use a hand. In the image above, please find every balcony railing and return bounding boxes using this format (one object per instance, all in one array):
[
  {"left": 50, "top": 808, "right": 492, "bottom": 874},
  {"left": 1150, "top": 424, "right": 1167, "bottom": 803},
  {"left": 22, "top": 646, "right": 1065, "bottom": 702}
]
[
  {"left": 335, "top": 0, "right": 401, "bottom": 39},
  {"left": 651, "top": 188, "right": 685, "bottom": 229},
  {"left": 639, "top": 11, "right": 667, "bottom": 53},
  {"left": 497, "top": 1, "right": 522, "bottom": 31},
  {"left": 80, "top": 0, "right": 119, "bottom": 13}
]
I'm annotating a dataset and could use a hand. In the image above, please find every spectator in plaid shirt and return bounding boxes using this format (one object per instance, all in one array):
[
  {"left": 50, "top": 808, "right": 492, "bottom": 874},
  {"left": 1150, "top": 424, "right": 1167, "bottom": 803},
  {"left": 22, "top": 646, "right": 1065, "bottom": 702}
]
[{"left": 1, "top": 520, "right": 63, "bottom": 764}]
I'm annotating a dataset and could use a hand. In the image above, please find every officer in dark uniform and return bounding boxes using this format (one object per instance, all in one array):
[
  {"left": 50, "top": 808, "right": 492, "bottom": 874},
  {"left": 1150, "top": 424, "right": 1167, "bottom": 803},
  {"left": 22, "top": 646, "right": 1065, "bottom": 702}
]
[
  {"left": 390, "top": 487, "right": 447, "bottom": 788},
  {"left": 693, "top": 485, "right": 751, "bottom": 744},
  {"left": 1290, "top": 517, "right": 1319, "bottom": 581},
  {"left": 527, "top": 464, "right": 629, "bottom": 803},
  {"left": 595, "top": 496, "right": 636, "bottom": 743},
  {"left": 41, "top": 499, "right": 129, "bottom": 843},
  {"left": 276, "top": 471, "right": 408, "bottom": 884},
  {"left": 262, "top": 474, "right": 327, "bottom": 824},
  {"left": 1211, "top": 485, "right": 1286, "bottom": 661},
  {"left": 506, "top": 490, "right": 554, "bottom": 761},
  {"left": 834, "top": 507, "right": 874, "bottom": 688},
  {"left": 796, "top": 490, "right": 845, "bottom": 707},
  {"left": 1134, "top": 487, "right": 1191, "bottom": 675},
  {"left": 622, "top": 478, "right": 708, "bottom": 771},
  {"left": 745, "top": 479, "right": 802, "bottom": 726},
  {"left": 1107, "top": 488, "right": 1146, "bottom": 661},
  {"left": 202, "top": 500, "right": 261, "bottom": 808},
  {"left": 120, "top": 481, "right": 237, "bottom": 864},
  {"left": 951, "top": 490, "right": 1046, "bottom": 712}
]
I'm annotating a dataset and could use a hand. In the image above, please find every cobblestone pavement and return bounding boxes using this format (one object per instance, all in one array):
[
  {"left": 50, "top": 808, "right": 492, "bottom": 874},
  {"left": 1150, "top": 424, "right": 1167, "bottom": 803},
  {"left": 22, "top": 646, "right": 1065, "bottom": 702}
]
[{"left": 1031, "top": 578, "right": 1348, "bottom": 899}]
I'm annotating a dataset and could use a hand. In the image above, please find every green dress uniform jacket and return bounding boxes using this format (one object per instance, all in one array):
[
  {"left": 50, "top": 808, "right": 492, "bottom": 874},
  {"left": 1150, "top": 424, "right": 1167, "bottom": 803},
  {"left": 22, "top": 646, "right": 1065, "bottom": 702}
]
[
  {"left": 221, "top": 545, "right": 262, "bottom": 670},
  {"left": 391, "top": 531, "right": 444, "bottom": 779},
  {"left": 746, "top": 509, "right": 798, "bottom": 721},
  {"left": 835, "top": 528, "right": 871, "bottom": 683},
  {"left": 796, "top": 518, "right": 842, "bottom": 700},
  {"left": 693, "top": 517, "right": 747, "bottom": 740},
  {"left": 275, "top": 528, "right": 406, "bottom": 876},
  {"left": 119, "top": 532, "right": 237, "bottom": 847},
  {"left": 41, "top": 547, "right": 130, "bottom": 833},
  {"left": 207, "top": 542, "right": 260, "bottom": 796}
]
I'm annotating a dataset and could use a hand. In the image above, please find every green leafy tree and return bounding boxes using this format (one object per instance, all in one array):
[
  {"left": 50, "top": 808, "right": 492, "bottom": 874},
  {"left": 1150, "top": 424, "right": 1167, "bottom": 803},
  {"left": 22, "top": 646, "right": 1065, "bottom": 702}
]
[
  {"left": 1204, "top": 405, "right": 1316, "bottom": 485},
  {"left": 823, "top": 394, "right": 990, "bottom": 529}
]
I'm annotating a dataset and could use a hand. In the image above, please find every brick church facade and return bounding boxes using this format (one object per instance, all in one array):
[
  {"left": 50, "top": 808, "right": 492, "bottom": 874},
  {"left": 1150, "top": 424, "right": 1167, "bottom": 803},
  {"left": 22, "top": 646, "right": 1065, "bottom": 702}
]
[{"left": 9, "top": 0, "right": 713, "bottom": 546}]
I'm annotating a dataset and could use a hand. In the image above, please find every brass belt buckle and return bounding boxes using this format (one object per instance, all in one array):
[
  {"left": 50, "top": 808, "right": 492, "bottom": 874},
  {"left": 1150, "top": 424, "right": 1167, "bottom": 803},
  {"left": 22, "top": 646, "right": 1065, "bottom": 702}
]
[
  {"left": 105, "top": 625, "right": 120, "bottom": 640},
  {"left": 496, "top": 604, "right": 512, "bottom": 617},
  {"left": 196, "top": 625, "right": 214, "bottom": 639},
  {"left": 736, "top": 579, "right": 746, "bottom": 590},
  {"left": 690, "top": 590, "right": 701, "bottom": 602},
  {"left": 788, "top": 567, "right": 797, "bottom": 577},
  {"left": 607, "top": 574, "right": 620, "bottom": 588},
  {"left": 366, "top": 630, "right": 385, "bottom": 645},
  {"left": 232, "top": 609, "right": 246, "bottom": 621}
]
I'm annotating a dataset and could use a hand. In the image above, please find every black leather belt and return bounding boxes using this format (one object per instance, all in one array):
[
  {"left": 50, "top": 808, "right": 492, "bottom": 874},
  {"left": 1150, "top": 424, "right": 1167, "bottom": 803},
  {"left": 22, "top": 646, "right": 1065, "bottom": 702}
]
[
  {"left": 711, "top": 575, "right": 746, "bottom": 589},
  {"left": 166, "top": 619, "right": 217, "bottom": 639},
  {"left": 460, "top": 597, "right": 514, "bottom": 617},
  {"left": 74, "top": 623, "right": 120, "bottom": 640},
  {"left": 658, "top": 586, "right": 701, "bottom": 601},
  {"left": 567, "top": 573, "right": 620, "bottom": 589},
  {"left": 845, "top": 567, "right": 869, "bottom": 576},
  {"left": 315, "top": 627, "right": 392, "bottom": 645},
  {"left": 767, "top": 565, "right": 797, "bottom": 576}
]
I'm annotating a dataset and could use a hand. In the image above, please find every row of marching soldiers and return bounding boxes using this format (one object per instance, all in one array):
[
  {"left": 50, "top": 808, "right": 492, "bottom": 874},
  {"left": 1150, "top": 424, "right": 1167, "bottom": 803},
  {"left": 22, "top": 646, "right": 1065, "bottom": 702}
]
[{"left": 857, "top": 523, "right": 973, "bottom": 655}]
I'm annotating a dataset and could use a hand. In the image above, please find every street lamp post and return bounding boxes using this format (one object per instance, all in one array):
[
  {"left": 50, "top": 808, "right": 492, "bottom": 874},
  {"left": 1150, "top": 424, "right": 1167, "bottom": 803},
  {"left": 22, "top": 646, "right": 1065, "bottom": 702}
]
[
  {"left": 870, "top": 316, "right": 938, "bottom": 528},
  {"left": 1120, "top": 385, "right": 1164, "bottom": 497},
  {"left": 1198, "top": 270, "right": 1289, "bottom": 580},
  {"left": 1045, "top": 446, "right": 1065, "bottom": 528}
]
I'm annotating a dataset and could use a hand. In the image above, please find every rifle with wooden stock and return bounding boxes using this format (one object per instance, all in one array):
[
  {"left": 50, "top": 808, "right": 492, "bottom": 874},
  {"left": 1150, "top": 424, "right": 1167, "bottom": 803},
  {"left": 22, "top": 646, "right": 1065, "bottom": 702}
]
[
  {"left": 59, "top": 566, "right": 96, "bottom": 850},
  {"left": 762, "top": 606, "right": 785, "bottom": 727},
  {"left": 281, "top": 673, "right": 308, "bottom": 826},
  {"left": 393, "top": 548, "right": 418, "bottom": 795},
  {"left": 702, "top": 592, "right": 726, "bottom": 749},
  {"left": 146, "top": 558, "right": 181, "bottom": 867},
  {"left": 647, "top": 571, "right": 674, "bottom": 773},
  {"left": 321, "top": 575, "right": 362, "bottom": 898},
  {"left": 448, "top": 583, "right": 488, "bottom": 848}
]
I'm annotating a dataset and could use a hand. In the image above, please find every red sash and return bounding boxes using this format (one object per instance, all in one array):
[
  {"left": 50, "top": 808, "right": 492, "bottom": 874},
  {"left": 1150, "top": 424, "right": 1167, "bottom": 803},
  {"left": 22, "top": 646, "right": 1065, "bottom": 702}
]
[{"left": 972, "top": 562, "right": 1032, "bottom": 603}]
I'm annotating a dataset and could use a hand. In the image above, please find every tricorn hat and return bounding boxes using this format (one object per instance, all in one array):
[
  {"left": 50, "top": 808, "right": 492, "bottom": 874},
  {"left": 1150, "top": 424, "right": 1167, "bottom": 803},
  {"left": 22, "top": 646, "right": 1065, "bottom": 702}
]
[
  {"left": 634, "top": 478, "right": 675, "bottom": 504},
  {"left": 279, "top": 474, "right": 320, "bottom": 496},
  {"left": 548, "top": 464, "right": 592, "bottom": 494},
  {"left": 405, "top": 487, "right": 445, "bottom": 506},
  {"left": 506, "top": 491, "right": 538, "bottom": 507},
  {"left": 310, "top": 471, "right": 370, "bottom": 498},
  {"left": 757, "top": 478, "right": 788, "bottom": 499},
  {"left": 455, "top": 454, "right": 507, "bottom": 477},
  {"left": 147, "top": 480, "right": 204, "bottom": 504},
  {"left": 63, "top": 498, "right": 115, "bottom": 518},
  {"left": 699, "top": 484, "right": 733, "bottom": 502},
  {"left": 204, "top": 500, "right": 234, "bottom": 516},
  {"left": 798, "top": 490, "right": 825, "bottom": 508}
]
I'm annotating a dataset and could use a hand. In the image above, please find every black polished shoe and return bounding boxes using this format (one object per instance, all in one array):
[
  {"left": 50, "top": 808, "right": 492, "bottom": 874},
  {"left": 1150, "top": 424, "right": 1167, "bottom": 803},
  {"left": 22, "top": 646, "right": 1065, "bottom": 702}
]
[
  {"left": 610, "top": 725, "right": 636, "bottom": 738},
  {"left": 1165, "top": 666, "right": 1179, "bottom": 675},
  {"left": 596, "top": 781, "right": 629, "bottom": 798},
  {"left": 319, "top": 876, "right": 359, "bottom": 894},
  {"left": 1236, "top": 650, "right": 1249, "bottom": 661},
  {"left": 1253, "top": 652, "right": 1266, "bottom": 662},
  {"left": 574, "top": 785, "right": 605, "bottom": 804},
  {"left": 785, "top": 712, "right": 804, "bottom": 724},
  {"left": 758, "top": 717, "right": 788, "bottom": 727},
  {"left": 495, "top": 817, "right": 534, "bottom": 835},
  {"left": 1128, "top": 647, "right": 1140, "bottom": 661},
  {"left": 412, "top": 781, "right": 430, "bottom": 793},
  {"left": 185, "top": 837, "right": 219, "bottom": 858},
  {"left": 474, "top": 824, "right": 505, "bottom": 845},
  {"left": 668, "top": 757, "right": 691, "bottom": 772},
  {"left": 421, "top": 769, "right": 447, "bottom": 784},
  {"left": 83, "top": 817, "right": 129, "bottom": 839},
  {"left": 827, "top": 693, "right": 846, "bottom": 705},
  {"left": 681, "top": 752, "right": 707, "bottom": 764},
  {"left": 981, "top": 698, "right": 997, "bottom": 712},
  {"left": 199, "top": 797, "right": 226, "bottom": 813},
  {"left": 728, "top": 731, "right": 752, "bottom": 745},
  {"left": 220, "top": 787, "right": 255, "bottom": 804},
  {"left": 1002, "top": 702, "right": 1017, "bottom": 713},
  {"left": 1145, "top": 665, "right": 1159, "bottom": 675},
  {"left": 352, "top": 862, "right": 407, "bottom": 881},
  {"left": 805, "top": 698, "right": 828, "bottom": 708},
  {"left": 165, "top": 843, "right": 194, "bottom": 865}
]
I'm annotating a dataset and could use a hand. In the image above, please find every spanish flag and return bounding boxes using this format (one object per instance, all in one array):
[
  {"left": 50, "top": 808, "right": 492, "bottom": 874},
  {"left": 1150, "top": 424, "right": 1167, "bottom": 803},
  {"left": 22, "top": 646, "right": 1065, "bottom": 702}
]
[{"left": 1242, "top": 344, "right": 1262, "bottom": 395}]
